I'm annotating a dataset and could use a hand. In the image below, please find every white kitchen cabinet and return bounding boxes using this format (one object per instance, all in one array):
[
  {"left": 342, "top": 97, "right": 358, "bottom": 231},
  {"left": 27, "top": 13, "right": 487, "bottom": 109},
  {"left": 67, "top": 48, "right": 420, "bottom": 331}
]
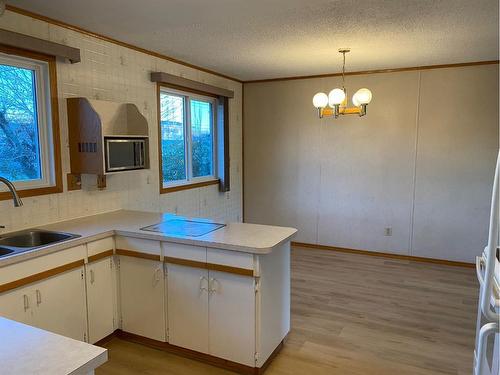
[
  {"left": 0, "top": 267, "right": 87, "bottom": 341},
  {"left": 119, "top": 256, "right": 165, "bottom": 341},
  {"left": 208, "top": 270, "right": 256, "bottom": 366},
  {"left": 0, "top": 285, "right": 33, "bottom": 325},
  {"left": 32, "top": 267, "right": 87, "bottom": 341},
  {"left": 86, "top": 257, "right": 116, "bottom": 343},
  {"left": 167, "top": 263, "right": 209, "bottom": 353},
  {"left": 166, "top": 262, "right": 256, "bottom": 366}
]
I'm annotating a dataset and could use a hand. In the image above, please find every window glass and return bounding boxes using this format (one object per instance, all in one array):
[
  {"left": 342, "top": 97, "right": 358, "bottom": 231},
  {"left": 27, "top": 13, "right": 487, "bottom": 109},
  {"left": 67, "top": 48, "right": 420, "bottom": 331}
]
[
  {"left": 0, "top": 63, "right": 42, "bottom": 181},
  {"left": 190, "top": 99, "right": 213, "bottom": 178},
  {"left": 160, "top": 88, "right": 216, "bottom": 188},
  {"left": 160, "top": 92, "right": 186, "bottom": 184}
]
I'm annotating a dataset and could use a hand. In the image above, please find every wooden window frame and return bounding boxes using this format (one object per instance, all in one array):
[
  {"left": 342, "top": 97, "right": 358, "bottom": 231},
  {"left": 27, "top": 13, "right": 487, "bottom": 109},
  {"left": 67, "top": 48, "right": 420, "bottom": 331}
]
[
  {"left": 0, "top": 45, "right": 62, "bottom": 201},
  {"left": 157, "top": 83, "right": 220, "bottom": 194}
]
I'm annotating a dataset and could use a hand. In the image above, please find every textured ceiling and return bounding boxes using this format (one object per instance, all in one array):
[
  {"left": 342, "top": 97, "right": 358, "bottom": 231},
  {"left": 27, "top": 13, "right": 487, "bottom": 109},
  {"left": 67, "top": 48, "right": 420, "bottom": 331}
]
[{"left": 5, "top": 0, "right": 500, "bottom": 81}]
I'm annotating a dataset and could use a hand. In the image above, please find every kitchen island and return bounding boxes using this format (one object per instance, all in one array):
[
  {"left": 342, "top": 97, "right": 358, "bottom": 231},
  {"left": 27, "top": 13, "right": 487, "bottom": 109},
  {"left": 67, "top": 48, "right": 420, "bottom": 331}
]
[
  {"left": 0, "top": 210, "right": 297, "bottom": 374},
  {"left": 0, "top": 317, "right": 107, "bottom": 375}
]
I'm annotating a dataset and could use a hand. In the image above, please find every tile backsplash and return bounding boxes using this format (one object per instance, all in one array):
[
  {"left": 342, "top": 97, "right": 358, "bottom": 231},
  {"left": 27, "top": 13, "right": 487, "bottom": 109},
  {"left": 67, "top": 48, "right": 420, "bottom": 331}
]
[{"left": 0, "top": 10, "right": 242, "bottom": 232}]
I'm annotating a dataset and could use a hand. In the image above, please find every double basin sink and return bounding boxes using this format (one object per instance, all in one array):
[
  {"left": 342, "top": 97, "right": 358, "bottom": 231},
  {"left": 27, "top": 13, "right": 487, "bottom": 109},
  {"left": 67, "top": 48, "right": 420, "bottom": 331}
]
[{"left": 0, "top": 230, "right": 81, "bottom": 258}]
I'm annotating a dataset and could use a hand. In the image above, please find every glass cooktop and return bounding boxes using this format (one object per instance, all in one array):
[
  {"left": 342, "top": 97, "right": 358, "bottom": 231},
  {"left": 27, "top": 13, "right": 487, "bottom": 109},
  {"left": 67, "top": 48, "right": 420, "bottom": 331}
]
[{"left": 140, "top": 219, "right": 225, "bottom": 237}]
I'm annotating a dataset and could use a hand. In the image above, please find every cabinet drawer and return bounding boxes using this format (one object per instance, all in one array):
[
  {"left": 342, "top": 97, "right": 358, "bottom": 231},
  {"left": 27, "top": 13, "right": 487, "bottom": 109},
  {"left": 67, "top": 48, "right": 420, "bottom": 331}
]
[
  {"left": 207, "top": 248, "right": 254, "bottom": 271},
  {"left": 0, "top": 245, "right": 86, "bottom": 286},
  {"left": 115, "top": 236, "right": 161, "bottom": 257},
  {"left": 87, "top": 237, "right": 114, "bottom": 258},
  {"left": 163, "top": 242, "right": 206, "bottom": 263}
]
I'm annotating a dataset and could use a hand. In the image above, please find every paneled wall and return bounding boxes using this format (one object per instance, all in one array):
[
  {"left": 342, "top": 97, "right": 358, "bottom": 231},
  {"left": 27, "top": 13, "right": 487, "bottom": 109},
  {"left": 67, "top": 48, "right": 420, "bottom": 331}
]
[
  {"left": 244, "top": 64, "right": 499, "bottom": 262},
  {"left": 0, "top": 10, "right": 242, "bottom": 231}
]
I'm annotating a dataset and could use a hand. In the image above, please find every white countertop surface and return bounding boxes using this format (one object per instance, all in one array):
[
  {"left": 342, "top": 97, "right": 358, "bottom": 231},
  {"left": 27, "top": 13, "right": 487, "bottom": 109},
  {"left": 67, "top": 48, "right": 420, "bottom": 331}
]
[
  {"left": 0, "top": 317, "right": 107, "bottom": 375},
  {"left": 0, "top": 210, "right": 297, "bottom": 267}
]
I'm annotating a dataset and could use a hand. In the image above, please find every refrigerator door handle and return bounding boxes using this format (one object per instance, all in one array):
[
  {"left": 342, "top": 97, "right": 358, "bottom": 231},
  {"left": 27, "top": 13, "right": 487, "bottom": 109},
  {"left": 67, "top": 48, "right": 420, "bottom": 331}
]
[
  {"left": 473, "top": 322, "right": 499, "bottom": 375},
  {"left": 476, "top": 256, "right": 485, "bottom": 286}
]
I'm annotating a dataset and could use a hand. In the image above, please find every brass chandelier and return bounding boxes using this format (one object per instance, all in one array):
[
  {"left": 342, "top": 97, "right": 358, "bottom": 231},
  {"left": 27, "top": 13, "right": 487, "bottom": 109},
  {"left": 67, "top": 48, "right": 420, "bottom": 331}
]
[{"left": 312, "top": 49, "right": 372, "bottom": 119}]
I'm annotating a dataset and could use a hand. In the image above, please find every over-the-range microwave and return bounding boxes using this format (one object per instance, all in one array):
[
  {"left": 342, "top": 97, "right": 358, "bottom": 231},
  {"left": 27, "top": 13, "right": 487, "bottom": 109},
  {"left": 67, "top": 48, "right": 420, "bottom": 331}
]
[{"left": 104, "top": 137, "right": 147, "bottom": 172}]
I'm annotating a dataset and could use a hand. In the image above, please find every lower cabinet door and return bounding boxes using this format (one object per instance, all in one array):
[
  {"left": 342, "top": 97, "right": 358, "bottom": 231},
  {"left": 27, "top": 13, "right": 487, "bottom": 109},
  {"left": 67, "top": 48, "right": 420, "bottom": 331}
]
[
  {"left": 32, "top": 267, "right": 87, "bottom": 341},
  {"left": 208, "top": 271, "right": 256, "bottom": 366},
  {"left": 0, "top": 285, "right": 33, "bottom": 325},
  {"left": 119, "top": 256, "right": 165, "bottom": 341},
  {"left": 86, "top": 257, "right": 116, "bottom": 343},
  {"left": 167, "top": 263, "right": 209, "bottom": 353}
]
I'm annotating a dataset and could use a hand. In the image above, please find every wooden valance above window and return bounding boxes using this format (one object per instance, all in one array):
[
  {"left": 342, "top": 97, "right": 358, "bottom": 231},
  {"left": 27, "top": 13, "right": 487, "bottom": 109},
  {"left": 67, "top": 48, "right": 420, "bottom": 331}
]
[
  {"left": 150, "top": 72, "right": 234, "bottom": 98},
  {"left": 0, "top": 29, "right": 81, "bottom": 63}
]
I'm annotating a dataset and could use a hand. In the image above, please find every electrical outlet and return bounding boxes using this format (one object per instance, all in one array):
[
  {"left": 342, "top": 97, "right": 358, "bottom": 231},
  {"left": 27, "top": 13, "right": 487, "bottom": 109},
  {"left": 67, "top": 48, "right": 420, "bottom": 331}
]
[{"left": 384, "top": 227, "right": 392, "bottom": 236}]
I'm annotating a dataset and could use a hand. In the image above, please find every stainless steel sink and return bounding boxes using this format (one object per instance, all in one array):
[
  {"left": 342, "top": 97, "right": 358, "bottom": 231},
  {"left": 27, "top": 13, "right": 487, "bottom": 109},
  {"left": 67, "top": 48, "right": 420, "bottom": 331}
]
[
  {"left": 0, "top": 247, "right": 14, "bottom": 257},
  {"left": 0, "top": 229, "right": 81, "bottom": 257}
]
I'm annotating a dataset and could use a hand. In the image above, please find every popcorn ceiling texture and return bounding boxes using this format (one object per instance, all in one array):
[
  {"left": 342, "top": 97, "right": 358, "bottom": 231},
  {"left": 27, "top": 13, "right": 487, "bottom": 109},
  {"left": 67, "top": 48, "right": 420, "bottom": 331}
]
[
  {"left": 6, "top": 0, "right": 500, "bottom": 80},
  {"left": 0, "top": 10, "right": 243, "bottom": 232}
]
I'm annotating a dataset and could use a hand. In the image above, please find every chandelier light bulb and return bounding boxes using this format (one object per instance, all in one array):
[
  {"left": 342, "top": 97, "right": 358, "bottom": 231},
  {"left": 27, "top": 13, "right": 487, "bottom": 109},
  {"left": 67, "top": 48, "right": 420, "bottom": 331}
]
[
  {"left": 352, "top": 93, "right": 361, "bottom": 107},
  {"left": 312, "top": 92, "right": 328, "bottom": 108},
  {"left": 328, "top": 88, "right": 346, "bottom": 107},
  {"left": 354, "top": 88, "right": 372, "bottom": 105}
]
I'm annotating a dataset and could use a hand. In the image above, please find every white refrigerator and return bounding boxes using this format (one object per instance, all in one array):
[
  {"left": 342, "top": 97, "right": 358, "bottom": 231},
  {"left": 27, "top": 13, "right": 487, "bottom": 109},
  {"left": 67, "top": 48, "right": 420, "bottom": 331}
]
[{"left": 474, "top": 149, "right": 500, "bottom": 375}]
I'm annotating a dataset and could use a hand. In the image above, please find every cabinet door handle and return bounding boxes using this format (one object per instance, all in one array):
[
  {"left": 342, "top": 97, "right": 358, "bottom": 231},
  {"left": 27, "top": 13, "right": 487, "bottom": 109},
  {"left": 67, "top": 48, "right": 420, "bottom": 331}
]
[
  {"left": 90, "top": 269, "right": 95, "bottom": 284},
  {"left": 209, "top": 278, "right": 219, "bottom": 294},
  {"left": 199, "top": 276, "right": 208, "bottom": 292},
  {"left": 36, "top": 289, "right": 42, "bottom": 306},
  {"left": 23, "top": 294, "right": 29, "bottom": 311},
  {"left": 154, "top": 266, "right": 162, "bottom": 283}
]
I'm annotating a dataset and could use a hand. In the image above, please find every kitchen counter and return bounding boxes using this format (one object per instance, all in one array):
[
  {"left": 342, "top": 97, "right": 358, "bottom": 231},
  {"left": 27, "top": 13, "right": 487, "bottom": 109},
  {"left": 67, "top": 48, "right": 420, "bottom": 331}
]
[
  {"left": 0, "top": 317, "right": 107, "bottom": 374},
  {"left": 0, "top": 210, "right": 297, "bottom": 267}
]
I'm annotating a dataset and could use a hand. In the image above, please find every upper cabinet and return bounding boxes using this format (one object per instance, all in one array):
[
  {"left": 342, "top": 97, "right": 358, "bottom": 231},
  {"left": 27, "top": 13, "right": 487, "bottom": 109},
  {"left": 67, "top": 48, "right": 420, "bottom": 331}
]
[{"left": 67, "top": 98, "right": 150, "bottom": 188}]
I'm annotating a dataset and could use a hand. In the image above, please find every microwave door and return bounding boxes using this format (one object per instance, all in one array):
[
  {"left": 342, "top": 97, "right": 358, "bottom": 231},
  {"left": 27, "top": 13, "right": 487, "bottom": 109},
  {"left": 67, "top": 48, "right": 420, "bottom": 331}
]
[{"left": 107, "top": 140, "right": 137, "bottom": 171}]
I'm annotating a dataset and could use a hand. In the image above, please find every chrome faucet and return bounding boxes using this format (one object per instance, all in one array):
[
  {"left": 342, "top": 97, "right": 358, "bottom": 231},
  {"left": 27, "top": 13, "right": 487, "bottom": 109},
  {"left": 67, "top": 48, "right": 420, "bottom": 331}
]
[{"left": 0, "top": 177, "right": 23, "bottom": 207}]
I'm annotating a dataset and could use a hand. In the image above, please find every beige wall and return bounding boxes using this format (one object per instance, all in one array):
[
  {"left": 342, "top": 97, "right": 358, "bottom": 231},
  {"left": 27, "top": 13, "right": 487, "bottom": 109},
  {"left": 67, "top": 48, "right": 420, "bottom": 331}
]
[
  {"left": 244, "top": 64, "right": 499, "bottom": 262},
  {"left": 0, "top": 10, "right": 243, "bottom": 231}
]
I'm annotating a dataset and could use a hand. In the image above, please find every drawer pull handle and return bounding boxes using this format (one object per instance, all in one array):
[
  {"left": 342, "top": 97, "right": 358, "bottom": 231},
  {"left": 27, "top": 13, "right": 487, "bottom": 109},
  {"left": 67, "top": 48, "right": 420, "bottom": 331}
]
[
  {"left": 90, "top": 269, "right": 95, "bottom": 284},
  {"left": 35, "top": 289, "right": 42, "bottom": 306},
  {"left": 23, "top": 294, "right": 29, "bottom": 311}
]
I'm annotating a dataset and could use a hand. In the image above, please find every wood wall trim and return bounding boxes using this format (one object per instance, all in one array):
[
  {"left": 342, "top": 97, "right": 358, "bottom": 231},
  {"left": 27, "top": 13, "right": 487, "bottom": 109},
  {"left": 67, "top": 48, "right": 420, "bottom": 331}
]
[
  {"left": 116, "top": 249, "right": 161, "bottom": 262},
  {"left": 160, "top": 179, "right": 220, "bottom": 194},
  {"left": 0, "top": 28, "right": 80, "bottom": 63},
  {"left": 244, "top": 60, "right": 500, "bottom": 84},
  {"left": 115, "top": 330, "right": 279, "bottom": 374},
  {"left": 0, "top": 45, "right": 63, "bottom": 202},
  {"left": 87, "top": 249, "right": 114, "bottom": 263},
  {"left": 152, "top": 72, "right": 234, "bottom": 98},
  {"left": 164, "top": 256, "right": 255, "bottom": 277},
  {"left": 5, "top": 5, "right": 242, "bottom": 83},
  {"left": 292, "top": 241, "right": 475, "bottom": 268},
  {"left": 0, "top": 259, "right": 84, "bottom": 293}
]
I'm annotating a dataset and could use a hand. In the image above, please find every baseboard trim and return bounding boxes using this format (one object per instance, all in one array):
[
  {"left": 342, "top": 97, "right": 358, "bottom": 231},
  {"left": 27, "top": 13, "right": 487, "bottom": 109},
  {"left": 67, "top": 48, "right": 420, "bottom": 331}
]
[
  {"left": 291, "top": 241, "right": 475, "bottom": 268},
  {"left": 97, "top": 329, "right": 283, "bottom": 374}
]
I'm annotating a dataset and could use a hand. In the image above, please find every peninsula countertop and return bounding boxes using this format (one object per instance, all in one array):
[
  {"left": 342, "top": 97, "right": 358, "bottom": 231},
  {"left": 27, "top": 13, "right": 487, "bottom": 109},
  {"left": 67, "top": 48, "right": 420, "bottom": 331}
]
[
  {"left": 0, "top": 210, "right": 297, "bottom": 267},
  {"left": 0, "top": 317, "right": 107, "bottom": 375}
]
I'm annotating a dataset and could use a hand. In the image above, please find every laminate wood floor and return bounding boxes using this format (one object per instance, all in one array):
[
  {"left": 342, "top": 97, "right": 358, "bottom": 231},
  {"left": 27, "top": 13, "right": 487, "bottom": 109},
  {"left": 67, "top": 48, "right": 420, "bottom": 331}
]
[{"left": 96, "top": 247, "right": 478, "bottom": 375}]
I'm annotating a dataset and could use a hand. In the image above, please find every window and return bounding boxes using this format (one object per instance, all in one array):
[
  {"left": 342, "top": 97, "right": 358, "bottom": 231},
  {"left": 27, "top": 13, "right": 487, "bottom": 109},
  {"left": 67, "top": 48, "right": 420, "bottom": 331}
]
[
  {"left": 0, "top": 47, "right": 61, "bottom": 198},
  {"left": 159, "top": 87, "right": 217, "bottom": 191}
]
